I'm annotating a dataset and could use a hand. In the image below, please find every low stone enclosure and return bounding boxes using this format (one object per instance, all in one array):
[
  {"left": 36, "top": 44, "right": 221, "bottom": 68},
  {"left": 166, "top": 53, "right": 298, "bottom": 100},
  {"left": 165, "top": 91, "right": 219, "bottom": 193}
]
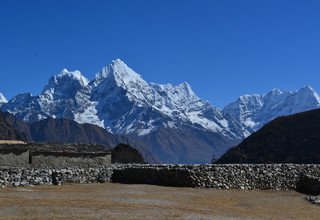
[
  {"left": 0, "top": 143, "right": 111, "bottom": 167},
  {"left": 1, "top": 164, "right": 320, "bottom": 193}
]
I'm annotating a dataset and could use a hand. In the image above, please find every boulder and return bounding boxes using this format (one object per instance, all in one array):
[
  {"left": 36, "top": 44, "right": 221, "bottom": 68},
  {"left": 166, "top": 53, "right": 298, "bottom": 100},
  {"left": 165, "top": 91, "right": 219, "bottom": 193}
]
[{"left": 296, "top": 174, "right": 320, "bottom": 195}]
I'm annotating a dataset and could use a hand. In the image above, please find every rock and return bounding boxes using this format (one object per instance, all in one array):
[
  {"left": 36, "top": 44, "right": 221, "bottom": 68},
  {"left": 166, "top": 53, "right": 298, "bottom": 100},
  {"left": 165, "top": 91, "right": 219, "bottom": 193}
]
[
  {"left": 296, "top": 174, "right": 320, "bottom": 195},
  {"left": 20, "top": 180, "right": 29, "bottom": 186},
  {"left": 305, "top": 195, "right": 320, "bottom": 205}
]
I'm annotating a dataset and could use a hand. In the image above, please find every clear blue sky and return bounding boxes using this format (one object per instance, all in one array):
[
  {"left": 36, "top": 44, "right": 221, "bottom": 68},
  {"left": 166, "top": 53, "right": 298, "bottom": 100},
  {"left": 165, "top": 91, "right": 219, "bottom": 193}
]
[{"left": 1, "top": 0, "right": 320, "bottom": 107}]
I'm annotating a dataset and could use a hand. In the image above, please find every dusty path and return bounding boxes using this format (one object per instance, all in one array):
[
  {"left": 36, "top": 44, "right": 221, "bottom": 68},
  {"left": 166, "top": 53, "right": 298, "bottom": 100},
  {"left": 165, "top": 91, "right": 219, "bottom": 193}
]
[{"left": 0, "top": 183, "right": 319, "bottom": 219}]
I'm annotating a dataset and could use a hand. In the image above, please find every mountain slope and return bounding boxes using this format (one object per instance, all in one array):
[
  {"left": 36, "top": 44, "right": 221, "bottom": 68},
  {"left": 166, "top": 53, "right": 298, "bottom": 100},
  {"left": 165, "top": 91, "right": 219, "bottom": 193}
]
[
  {"left": 217, "top": 109, "right": 320, "bottom": 164},
  {"left": 0, "top": 111, "right": 28, "bottom": 141},
  {"left": 30, "top": 117, "right": 115, "bottom": 145},
  {"left": 133, "top": 125, "right": 240, "bottom": 164}
]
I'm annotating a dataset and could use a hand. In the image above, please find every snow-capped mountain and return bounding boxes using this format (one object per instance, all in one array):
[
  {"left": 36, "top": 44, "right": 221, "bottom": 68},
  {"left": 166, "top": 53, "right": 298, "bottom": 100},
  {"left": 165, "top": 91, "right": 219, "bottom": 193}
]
[
  {"left": 2, "top": 69, "right": 103, "bottom": 127},
  {"left": 223, "top": 85, "right": 320, "bottom": 131},
  {"left": 0, "top": 59, "right": 248, "bottom": 163},
  {"left": 90, "top": 59, "right": 247, "bottom": 139},
  {"left": 1, "top": 59, "right": 319, "bottom": 163},
  {"left": 0, "top": 93, "right": 7, "bottom": 106}
]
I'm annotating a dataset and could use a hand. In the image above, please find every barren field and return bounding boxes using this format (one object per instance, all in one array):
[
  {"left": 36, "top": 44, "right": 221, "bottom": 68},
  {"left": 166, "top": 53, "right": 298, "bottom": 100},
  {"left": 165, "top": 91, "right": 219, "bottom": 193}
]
[{"left": 0, "top": 183, "right": 319, "bottom": 219}]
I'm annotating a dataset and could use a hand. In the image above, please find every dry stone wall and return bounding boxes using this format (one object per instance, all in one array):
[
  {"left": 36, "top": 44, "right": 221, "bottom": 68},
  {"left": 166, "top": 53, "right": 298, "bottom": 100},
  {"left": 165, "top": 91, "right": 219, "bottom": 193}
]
[
  {"left": 30, "top": 152, "right": 111, "bottom": 167},
  {"left": 0, "top": 150, "right": 29, "bottom": 167},
  {"left": 0, "top": 164, "right": 320, "bottom": 190},
  {"left": 0, "top": 143, "right": 111, "bottom": 167}
]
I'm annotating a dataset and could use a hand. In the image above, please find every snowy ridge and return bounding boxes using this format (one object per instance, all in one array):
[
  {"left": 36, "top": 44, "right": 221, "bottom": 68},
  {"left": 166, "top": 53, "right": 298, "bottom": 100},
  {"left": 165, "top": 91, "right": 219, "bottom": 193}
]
[
  {"left": 89, "top": 59, "right": 246, "bottom": 139},
  {"left": 2, "top": 59, "right": 319, "bottom": 137},
  {"left": 0, "top": 93, "right": 7, "bottom": 107},
  {"left": 223, "top": 85, "right": 320, "bottom": 131},
  {"left": 1, "top": 60, "right": 242, "bottom": 138}
]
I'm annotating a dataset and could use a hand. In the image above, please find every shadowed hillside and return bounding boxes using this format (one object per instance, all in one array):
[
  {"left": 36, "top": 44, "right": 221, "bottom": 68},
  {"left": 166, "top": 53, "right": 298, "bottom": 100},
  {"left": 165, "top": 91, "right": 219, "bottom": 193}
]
[
  {"left": 0, "top": 112, "right": 29, "bottom": 141},
  {"left": 217, "top": 109, "right": 320, "bottom": 164},
  {"left": 30, "top": 117, "right": 117, "bottom": 146}
]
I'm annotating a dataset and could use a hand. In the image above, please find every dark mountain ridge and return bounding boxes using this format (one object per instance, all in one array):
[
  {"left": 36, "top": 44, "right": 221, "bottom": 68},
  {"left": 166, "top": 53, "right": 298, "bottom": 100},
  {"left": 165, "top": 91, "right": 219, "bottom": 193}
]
[{"left": 217, "top": 108, "right": 320, "bottom": 164}]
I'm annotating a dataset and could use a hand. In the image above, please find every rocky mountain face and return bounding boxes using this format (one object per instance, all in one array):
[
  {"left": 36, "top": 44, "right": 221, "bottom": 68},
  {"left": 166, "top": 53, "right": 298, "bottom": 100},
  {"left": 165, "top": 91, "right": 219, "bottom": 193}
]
[
  {"left": 217, "top": 108, "right": 320, "bottom": 164},
  {"left": 0, "top": 111, "right": 29, "bottom": 141},
  {"left": 223, "top": 86, "right": 320, "bottom": 132},
  {"left": 1, "top": 59, "right": 320, "bottom": 163}
]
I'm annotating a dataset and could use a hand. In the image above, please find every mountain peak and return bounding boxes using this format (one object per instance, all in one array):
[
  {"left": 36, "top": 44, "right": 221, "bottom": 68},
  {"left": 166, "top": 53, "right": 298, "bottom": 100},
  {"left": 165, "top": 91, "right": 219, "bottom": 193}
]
[
  {"left": 298, "top": 85, "right": 315, "bottom": 93},
  {"left": 0, "top": 93, "right": 7, "bottom": 104},
  {"left": 41, "top": 69, "right": 89, "bottom": 100},
  {"left": 94, "top": 59, "right": 145, "bottom": 87},
  {"left": 176, "top": 82, "right": 196, "bottom": 97},
  {"left": 294, "top": 85, "right": 320, "bottom": 105},
  {"left": 56, "top": 69, "right": 89, "bottom": 87},
  {"left": 296, "top": 85, "right": 320, "bottom": 100},
  {"left": 110, "top": 58, "right": 125, "bottom": 66},
  {"left": 270, "top": 88, "right": 283, "bottom": 95}
]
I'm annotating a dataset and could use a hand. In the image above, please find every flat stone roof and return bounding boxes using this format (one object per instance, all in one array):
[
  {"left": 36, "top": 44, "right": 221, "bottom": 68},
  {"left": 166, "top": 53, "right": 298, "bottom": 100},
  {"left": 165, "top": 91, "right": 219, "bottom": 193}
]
[{"left": 0, "top": 140, "right": 27, "bottom": 145}]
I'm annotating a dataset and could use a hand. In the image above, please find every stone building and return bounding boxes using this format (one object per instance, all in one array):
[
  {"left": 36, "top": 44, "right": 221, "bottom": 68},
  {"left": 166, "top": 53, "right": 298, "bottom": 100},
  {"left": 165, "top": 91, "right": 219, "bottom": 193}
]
[
  {"left": 0, "top": 145, "right": 29, "bottom": 167},
  {"left": 0, "top": 141, "right": 111, "bottom": 167}
]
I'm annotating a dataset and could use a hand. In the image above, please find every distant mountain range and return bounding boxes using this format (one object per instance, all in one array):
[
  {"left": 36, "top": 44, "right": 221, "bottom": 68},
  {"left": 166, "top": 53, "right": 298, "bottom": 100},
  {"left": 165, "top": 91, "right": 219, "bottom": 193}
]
[
  {"left": 217, "top": 108, "right": 320, "bottom": 164},
  {"left": 1, "top": 59, "right": 319, "bottom": 163},
  {"left": 223, "top": 86, "right": 320, "bottom": 132}
]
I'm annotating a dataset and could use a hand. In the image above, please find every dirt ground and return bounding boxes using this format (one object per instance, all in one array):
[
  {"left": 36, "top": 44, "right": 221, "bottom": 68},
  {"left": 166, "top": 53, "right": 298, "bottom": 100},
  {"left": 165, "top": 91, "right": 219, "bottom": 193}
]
[{"left": 0, "top": 183, "right": 319, "bottom": 220}]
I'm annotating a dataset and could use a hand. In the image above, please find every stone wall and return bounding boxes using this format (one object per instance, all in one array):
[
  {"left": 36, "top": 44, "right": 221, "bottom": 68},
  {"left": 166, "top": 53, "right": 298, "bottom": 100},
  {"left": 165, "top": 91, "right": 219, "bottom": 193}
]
[
  {"left": 0, "top": 150, "right": 29, "bottom": 167},
  {"left": 112, "top": 164, "right": 320, "bottom": 190},
  {"left": 0, "top": 167, "right": 114, "bottom": 187},
  {"left": 0, "top": 143, "right": 111, "bottom": 168},
  {"left": 30, "top": 152, "right": 111, "bottom": 168},
  {"left": 0, "top": 164, "right": 320, "bottom": 190}
]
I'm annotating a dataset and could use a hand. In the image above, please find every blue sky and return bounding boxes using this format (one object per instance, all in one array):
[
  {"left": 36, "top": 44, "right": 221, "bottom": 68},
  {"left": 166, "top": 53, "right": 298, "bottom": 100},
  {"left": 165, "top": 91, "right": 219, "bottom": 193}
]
[{"left": 0, "top": 0, "right": 320, "bottom": 107}]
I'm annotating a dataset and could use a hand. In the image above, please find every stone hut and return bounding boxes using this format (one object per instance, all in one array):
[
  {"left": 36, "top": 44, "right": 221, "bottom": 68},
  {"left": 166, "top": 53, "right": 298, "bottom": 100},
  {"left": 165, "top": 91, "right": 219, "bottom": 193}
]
[
  {"left": 0, "top": 141, "right": 111, "bottom": 167},
  {"left": 29, "top": 143, "right": 111, "bottom": 167},
  {"left": 0, "top": 144, "right": 29, "bottom": 167}
]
